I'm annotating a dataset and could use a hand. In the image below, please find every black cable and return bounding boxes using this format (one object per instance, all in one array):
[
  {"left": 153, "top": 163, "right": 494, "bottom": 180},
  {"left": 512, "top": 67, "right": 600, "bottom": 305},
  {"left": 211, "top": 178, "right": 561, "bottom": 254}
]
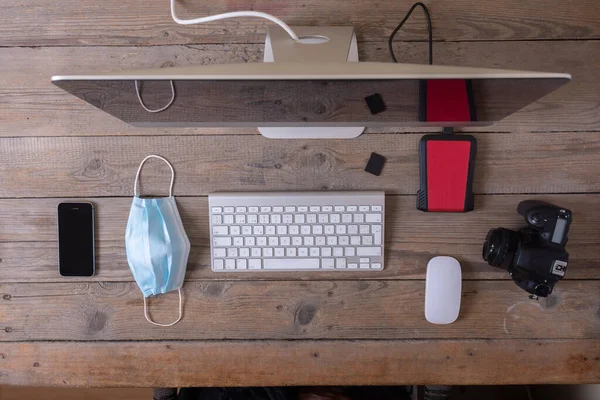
[{"left": 388, "top": 2, "right": 433, "bottom": 64}]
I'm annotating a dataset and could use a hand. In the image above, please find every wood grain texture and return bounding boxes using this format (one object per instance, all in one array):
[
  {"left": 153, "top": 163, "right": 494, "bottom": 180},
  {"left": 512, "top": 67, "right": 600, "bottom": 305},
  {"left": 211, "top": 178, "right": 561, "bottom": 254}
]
[
  {"left": 1, "top": 280, "right": 599, "bottom": 341},
  {"left": 2, "top": 0, "right": 600, "bottom": 46},
  {"left": 1, "top": 133, "right": 599, "bottom": 198},
  {"left": 1, "top": 195, "right": 598, "bottom": 282},
  {"left": 2, "top": 340, "right": 599, "bottom": 386},
  {"left": 2, "top": 41, "right": 598, "bottom": 136}
]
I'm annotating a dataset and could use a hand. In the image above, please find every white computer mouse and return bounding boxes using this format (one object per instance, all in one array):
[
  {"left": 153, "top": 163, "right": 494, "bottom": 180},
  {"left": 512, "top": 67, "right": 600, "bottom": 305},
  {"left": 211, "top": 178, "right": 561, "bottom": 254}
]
[{"left": 425, "top": 256, "right": 462, "bottom": 324}]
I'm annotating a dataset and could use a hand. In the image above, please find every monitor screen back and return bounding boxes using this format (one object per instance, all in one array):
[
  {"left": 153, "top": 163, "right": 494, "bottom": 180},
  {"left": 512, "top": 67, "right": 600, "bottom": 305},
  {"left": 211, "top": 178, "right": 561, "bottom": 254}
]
[{"left": 53, "top": 77, "right": 567, "bottom": 127}]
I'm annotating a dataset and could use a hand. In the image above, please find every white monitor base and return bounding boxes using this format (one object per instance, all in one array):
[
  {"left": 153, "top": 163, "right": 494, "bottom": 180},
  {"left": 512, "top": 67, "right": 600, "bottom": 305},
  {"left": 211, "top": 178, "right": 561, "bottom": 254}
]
[{"left": 258, "top": 26, "right": 365, "bottom": 139}]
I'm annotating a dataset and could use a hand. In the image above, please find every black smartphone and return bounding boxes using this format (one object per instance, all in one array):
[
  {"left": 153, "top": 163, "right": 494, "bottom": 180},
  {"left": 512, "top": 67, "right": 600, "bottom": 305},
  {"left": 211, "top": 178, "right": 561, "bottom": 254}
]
[{"left": 57, "top": 202, "right": 95, "bottom": 276}]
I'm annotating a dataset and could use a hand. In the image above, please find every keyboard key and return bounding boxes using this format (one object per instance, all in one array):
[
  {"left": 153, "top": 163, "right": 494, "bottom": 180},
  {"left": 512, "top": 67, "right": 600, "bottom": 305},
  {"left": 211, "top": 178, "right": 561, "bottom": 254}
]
[
  {"left": 348, "top": 225, "right": 358, "bottom": 234},
  {"left": 334, "top": 206, "right": 345, "bottom": 212},
  {"left": 276, "top": 225, "right": 288, "bottom": 235},
  {"left": 294, "top": 214, "right": 305, "bottom": 224},
  {"left": 327, "top": 236, "right": 338, "bottom": 245},
  {"left": 348, "top": 263, "right": 358, "bottom": 269},
  {"left": 225, "top": 259, "right": 236, "bottom": 269},
  {"left": 253, "top": 226, "right": 264, "bottom": 235},
  {"left": 303, "top": 236, "right": 314, "bottom": 246},
  {"left": 322, "top": 247, "right": 332, "bottom": 257},
  {"left": 285, "top": 206, "right": 296, "bottom": 212},
  {"left": 359, "top": 225, "right": 370, "bottom": 234},
  {"left": 359, "top": 206, "right": 370, "bottom": 212},
  {"left": 280, "top": 237, "right": 291, "bottom": 246},
  {"left": 362, "top": 236, "right": 373, "bottom": 245},
  {"left": 347, "top": 206, "right": 358, "bottom": 212},
  {"left": 372, "top": 206, "right": 382, "bottom": 212},
  {"left": 372, "top": 224, "right": 382, "bottom": 233},
  {"left": 298, "top": 206, "right": 308, "bottom": 212},
  {"left": 298, "top": 247, "right": 308, "bottom": 257},
  {"left": 244, "top": 237, "right": 256, "bottom": 246},
  {"left": 265, "top": 226, "right": 276, "bottom": 235},
  {"left": 237, "top": 259, "right": 247, "bottom": 269},
  {"left": 223, "top": 215, "right": 234, "bottom": 224},
  {"left": 374, "top": 230, "right": 382, "bottom": 245},
  {"left": 325, "top": 225, "right": 335, "bottom": 234},
  {"left": 372, "top": 263, "right": 382, "bottom": 269},
  {"left": 322, "top": 206, "right": 333, "bottom": 212},
  {"left": 263, "top": 248, "right": 273, "bottom": 257},
  {"left": 286, "top": 248, "right": 297, "bottom": 257},
  {"left": 230, "top": 226, "right": 241, "bottom": 235},
  {"left": 251, "top": 248, "right": 261, "bottom": 257},
  {"left": 259, "top": 215, "right": 270, "bottom": 224},
  {"left": 342, "top": 214, "right": 353, "bottom": 223},
  {"left": 247, "top": 214, "right": 258, "bottom": 224},
  {"left": 272, "top": 214, "right": 282, "bottom": 224},
  {"left": 333, "top": 247, "right": 343, "bottom": 256},
  {"left": 360, "top": 258, "right": 370, "bottom": 263},
  {"left": 301, "top": 225, "right": 311, "bottom": 235},
  {"left": 336, "top": 258, "right": 347, "bottom": 268},
  {"left": 313, "top": 225, "right": 323, "bottom": 234},
  {"left": 292, "top": 236, "right": 303, "bottom": 246},
  {"left": 339, "top": 236, "right": 349, "bottom": 245},
  {"left": 365, "top": 213, "right": 382, "bottom": 223},
  {"left": 335, "top": 225, "right": 347, "bottom": 234},
  {"left": 235, "top": 206, "right": 247, "bottom": 213},
  {"left": 211, "top": 207, "right": 223, "bottom": 213},
  {"left": 353, "top": 214, "right": 364, "bottom": 223},
  {"left": 264, "top": 259, "right": 320, "bottom": 269},
  {"left": 268, "top": 237, "right": 279, "bottom": 246},
  {"left": 213, "top": 226, "right": 228, "bottom": 236},
  {"left": 344, "top": 247, "right": 355, "bottom": 256},
  {"left": 260, "top": 206, "right": 271, "bottom": 213},
  {"left": 213, "top": 259, "right": 224, "bottom": 270},
  {"left": 249, "top": 206, "right": 259, "bottom": 213},
  {"left": 310, "top": 206, "right": 321, "bottom": 212},
  {"left": 273, "top": 206, "right": 284, "bottom": 213},
  {"left": 330, "top": 214, "right": 340, "bottom": 223},
  {"left": 315, "top": 236, "right": 326, "bottom": 246},
  {"left": 310, "top": 247, "right": 320, "bottom": 257},
  {"left": 212, "top": 215, "right": 223, "bottom": 225},
  {"left": 249, "top": 259, "right": 262, "bottom": 269},
  {"left": 227, "top": 248, "right": 238, "bottom": 257},
  {"left": 307, "top": 214, "right": 317, "bottom": 223},
  {"left": 351, "top": 236, "right": 361, "bottom": 245},
  {"left": 289, "top": 225, "right": 300, "bottom": 235},
  {"left": 224, "top": 207, "right": 235, "bottom": 213},
  {"left": 213, "top": 237, "right": 232, "bottom": 247},
  {"left": 213, "top": 248, "right": 226, "bottom": 258},
  {"left": 282, "top": 214, "right": 293, "bottom": 224},
  {"left": 242, "top": 226, "right": 252, "bottom": 235},
  {"left": 233, "top": 237, "right": 244, "bottom": 247},
  {"left": 257, "top": 237, "right": 267, "bottom": 246},
  {"left": 360, "top": 263, "right": 370, "bottom": 269},
  {"left": 357, "top": 247, "right": 382, "bottom": 256},
  {"left": 322, "top": 258, "right": 335, "bottom": 268},
  {"left": 318, "top": 214, "right": 329, "bottom": 223},
  {"left": 275, "top": 248, "right": 285, "bottom": 257},
  {"left": 240, "top": 248, "right": 250, "bottom": 257}
]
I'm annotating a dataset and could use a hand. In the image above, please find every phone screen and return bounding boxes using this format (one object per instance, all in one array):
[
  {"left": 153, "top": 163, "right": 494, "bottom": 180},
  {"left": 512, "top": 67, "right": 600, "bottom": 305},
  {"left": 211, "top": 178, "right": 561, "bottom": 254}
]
[{"left": 58, "top": 203, "right": 95, "bottom": 276}]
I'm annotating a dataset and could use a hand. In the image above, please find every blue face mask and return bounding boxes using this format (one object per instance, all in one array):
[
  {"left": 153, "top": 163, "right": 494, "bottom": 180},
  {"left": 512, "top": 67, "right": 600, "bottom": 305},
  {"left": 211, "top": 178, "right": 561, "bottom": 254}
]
[{"left": 125, "top": 155, "right": 190, "bottom": 326}]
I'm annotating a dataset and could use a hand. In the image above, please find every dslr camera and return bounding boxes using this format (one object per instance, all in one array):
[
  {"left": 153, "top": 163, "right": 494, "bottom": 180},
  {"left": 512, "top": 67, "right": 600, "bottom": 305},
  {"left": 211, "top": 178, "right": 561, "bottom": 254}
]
[{"left": 482, "top": 200, "right": 572, "bottom": 297}]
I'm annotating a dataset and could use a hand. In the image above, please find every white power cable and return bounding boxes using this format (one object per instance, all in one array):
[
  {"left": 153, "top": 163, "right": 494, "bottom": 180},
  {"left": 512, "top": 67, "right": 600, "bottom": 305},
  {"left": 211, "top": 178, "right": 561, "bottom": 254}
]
[{"left": 170, "top": 0, "right": 299, "bottom": 41}]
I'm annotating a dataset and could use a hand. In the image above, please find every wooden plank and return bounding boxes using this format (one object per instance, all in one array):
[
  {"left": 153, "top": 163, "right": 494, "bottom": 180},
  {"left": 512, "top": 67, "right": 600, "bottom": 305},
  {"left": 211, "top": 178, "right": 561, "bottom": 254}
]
[
  {"left": 1, "top": 280, "right": 599, "bottom": 341},
  {"left": 1, "top": 133, "right": 599, "bottom": 198},
  {"left": 1, "top": 195, "right": 598, "bottom": 282},
  {"left": 2, "top": 41, "right": 598, "bottom": 136},
  {"left": 2, "top": 340, "right": 599, "bottom": 386},
  {"left": 2, "top": 0, "right": 600, "bottom": 46}
]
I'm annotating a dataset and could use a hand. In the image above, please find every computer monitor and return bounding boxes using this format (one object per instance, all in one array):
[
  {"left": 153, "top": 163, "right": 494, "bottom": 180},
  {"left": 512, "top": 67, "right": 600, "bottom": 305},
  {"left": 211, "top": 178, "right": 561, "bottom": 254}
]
[{"left": 51, "top": 27, "right": 570, "bottom": 139}]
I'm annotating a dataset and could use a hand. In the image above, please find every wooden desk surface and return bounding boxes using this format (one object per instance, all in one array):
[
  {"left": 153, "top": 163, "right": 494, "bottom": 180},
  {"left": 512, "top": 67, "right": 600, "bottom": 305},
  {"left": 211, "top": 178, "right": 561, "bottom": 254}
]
[{"left": 1, "top": 0, "right": 599, "bottom": 387}]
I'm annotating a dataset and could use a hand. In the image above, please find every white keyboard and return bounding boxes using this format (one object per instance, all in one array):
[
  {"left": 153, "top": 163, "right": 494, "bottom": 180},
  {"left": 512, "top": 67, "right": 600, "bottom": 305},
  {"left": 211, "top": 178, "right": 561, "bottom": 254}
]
[{"left": 209, "top": 192, "right": 385, "bottom": 272}]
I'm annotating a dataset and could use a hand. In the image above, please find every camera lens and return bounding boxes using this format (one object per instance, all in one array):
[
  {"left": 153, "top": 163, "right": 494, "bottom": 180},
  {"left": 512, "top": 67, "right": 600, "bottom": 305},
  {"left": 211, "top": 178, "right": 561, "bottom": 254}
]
[{"left": 482, "top": 228, "right": 519, "bottom": 269}]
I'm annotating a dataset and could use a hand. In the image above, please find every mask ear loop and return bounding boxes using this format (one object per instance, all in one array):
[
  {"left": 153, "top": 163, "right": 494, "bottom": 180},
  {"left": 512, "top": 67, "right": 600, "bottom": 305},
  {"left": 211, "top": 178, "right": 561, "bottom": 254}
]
[
  {"left": 143, "top": 288, "right": 183, "bottom": 327},
  {"left": 135, "top": 80, "right": 175, "bottom": 113},
  {"left": 133, "top": 154, "right": 175, "bottom": 197}
]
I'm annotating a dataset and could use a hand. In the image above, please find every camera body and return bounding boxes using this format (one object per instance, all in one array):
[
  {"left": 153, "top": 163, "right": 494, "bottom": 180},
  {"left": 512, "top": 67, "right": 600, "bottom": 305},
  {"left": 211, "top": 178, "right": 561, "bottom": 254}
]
[{"left": 482, "top": 200, "right": 572, "bottom": 297}]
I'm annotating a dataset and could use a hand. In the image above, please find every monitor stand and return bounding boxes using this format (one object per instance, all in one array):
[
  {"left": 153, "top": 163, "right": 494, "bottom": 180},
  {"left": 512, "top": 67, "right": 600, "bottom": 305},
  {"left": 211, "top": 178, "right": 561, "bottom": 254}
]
[{"left": 258, "top": 26, "right": 364, "bottom": 139}]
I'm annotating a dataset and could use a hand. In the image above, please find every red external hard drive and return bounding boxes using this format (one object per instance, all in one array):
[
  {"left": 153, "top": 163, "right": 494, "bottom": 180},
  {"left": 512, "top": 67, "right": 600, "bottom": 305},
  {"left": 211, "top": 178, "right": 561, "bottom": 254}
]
[{"left": 417, "top": 135, "right": 477, "bottom": 212}]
